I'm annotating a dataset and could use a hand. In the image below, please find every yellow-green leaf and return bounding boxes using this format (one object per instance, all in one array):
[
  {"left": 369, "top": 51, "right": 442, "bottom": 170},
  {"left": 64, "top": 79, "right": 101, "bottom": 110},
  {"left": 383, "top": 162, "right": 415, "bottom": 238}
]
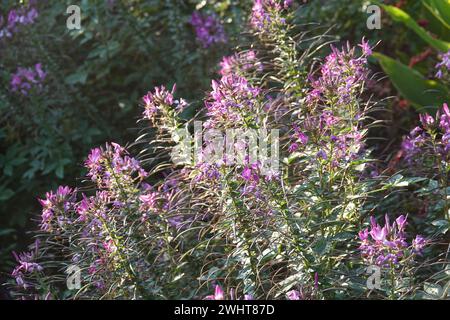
[
  {"left": 373, "top": 52, "right": 449, "bottom": 112},
  {"left": 423, "top": 0, "right": 450, "bottom": 32},
  {"left": 431, "top": 0, "right": 450, "bottom": 27},
  {"left": 381, "top": 4, "right": 450, "bottom": 52}
]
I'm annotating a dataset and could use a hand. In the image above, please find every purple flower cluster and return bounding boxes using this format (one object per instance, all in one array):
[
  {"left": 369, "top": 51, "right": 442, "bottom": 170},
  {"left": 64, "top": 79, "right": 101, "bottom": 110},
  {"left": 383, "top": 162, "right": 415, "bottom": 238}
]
[
  {"left": 192, "top": 160, "right": 222, "bottom": 183},
  {"left": 329, "top": 127, "right": 364, "bottom": 163},
  {"left": 142, "top": 85, "right": 173, "bottom": 118},
  {"left": 190, "top": 11, "right": 227, "bottom": 48},
  {"left": 139, "top": 182, "right": 182, "bottom": 227},
  {"left": 359, "top": 214, "right": 426, "bottom": 267},
  {"left": 401, "top": 103, "right": 450, "bottom": 164},
  {"left": 0, "top": 5, "right": 38, "bottom": 39},
  {"left": 412, "top": 235, "right": 427, "bottom": 255},
  {"left": 10, "top": 63, "right": 46, "bottom": 95},
  {"left": 238, "top": 159, "right": 278, "bottom": 216},
  {"left": 219, "top": 50, "right": 263, "bottom": 76},
  {"left": 250, "top": 0, "right": 292, "bottom": 31},
  {"left": 19, "top": 143, "right": 169, "bottom": 296},
  {"left": 205, "top": 75, "right": 261, "bottom": 128},
  {"left": 287, "top": 40, "right": 372, "bottom": 167},
  {"left": 204, "top": 285, "right": 253, "bottom": 300},
  {"left": 435, "top": 50, "right": 450, "bottom": 79},
  {"left": 38, "top": 186, "right": 77, "bottom": 232},
  {"left": 438, "top": 102, "right": 450, "bottom": 133},
  {"left": 288, "top": 125, "right": 309, "bottom": 153},
  {"left": 85, "top": 143, "right": 148, "bottom": 189},
  {"left": 308, "top": 39, "right": 371, "bottom": 106},
  {"left": 142, "top": 84, "right": 186, "bottom": 125},
  {"left": 290, "top": 113, "right": 365, "bottom": 166},
  {"left": 401, "top": 127, "right": 426, "bottom": 164},
  {"left": 139, "top": 190, "right": 159, "bottom": 213},
  {"left": 12, "top": 240, "right": 43, "bottom": 289},
  {"left": 76, "top": 192, "right": 101, "bottom": 222},
  {"left": 241, "top": 162, "right": 264, "bottom": 197}
]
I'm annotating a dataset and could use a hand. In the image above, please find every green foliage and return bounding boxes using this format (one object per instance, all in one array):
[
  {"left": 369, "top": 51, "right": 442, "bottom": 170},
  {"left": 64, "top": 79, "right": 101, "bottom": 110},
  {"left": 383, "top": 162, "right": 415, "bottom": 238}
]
[
  {"left": 379, "top": 3, "right": 450, "bottom": 52},
  {"left": 0, "top": 0, "right": 247, "bottom": 274},
  {"left": 373, "top": 52, "right": 449, "bottom": 112},
  {"left": 2, "top": 0, "right": 449, "bottom": 301},
  {"left": 373, "top": 1, "right": 450, "bottom": 111}
]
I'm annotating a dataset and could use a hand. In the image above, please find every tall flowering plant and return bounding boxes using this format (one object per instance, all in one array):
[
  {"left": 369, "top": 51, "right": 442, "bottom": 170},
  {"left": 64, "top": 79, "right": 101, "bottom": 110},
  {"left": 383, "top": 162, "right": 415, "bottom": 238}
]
[
  {"left": 393, "top": 103, "right": 450, "bottom": 240},
  {"left": 0, "top": 0, "right": 247, "bottom": 276},
  {"left": 358, "top": 214, "right": 427, "bottom": 298},
  {"left": 8, "top": 1, "right": 443, "bottom": 300}
]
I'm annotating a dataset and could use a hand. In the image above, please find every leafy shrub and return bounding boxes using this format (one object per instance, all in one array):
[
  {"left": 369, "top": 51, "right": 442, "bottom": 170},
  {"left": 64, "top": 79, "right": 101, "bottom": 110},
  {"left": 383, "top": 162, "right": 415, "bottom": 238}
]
[
  {"left": 373, "top": 0, "right": 450, "bottom": 112},
  {"left": 0, "top": 0, "right": 248, "bottom": 275},
  {"left": 7, "top": 1, "right": 448, "bottom": 300}
]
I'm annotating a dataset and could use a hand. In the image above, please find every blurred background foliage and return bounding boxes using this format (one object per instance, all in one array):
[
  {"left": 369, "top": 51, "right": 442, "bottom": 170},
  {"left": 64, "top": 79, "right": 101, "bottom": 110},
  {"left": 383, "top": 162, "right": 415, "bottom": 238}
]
[{"left": 0, "top": 0, "right": 251, "bottom": 281}]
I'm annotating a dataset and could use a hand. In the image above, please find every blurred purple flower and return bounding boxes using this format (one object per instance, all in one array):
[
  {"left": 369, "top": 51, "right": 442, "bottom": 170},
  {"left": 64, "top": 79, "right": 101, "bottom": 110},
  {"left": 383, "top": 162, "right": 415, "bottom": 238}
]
[
  {"left": 401, "top": 127, "right": 426, "bottom": 164},
  {"left": 419, "top": 113, "right": 435, "bottom": 128},
  {"left": 1, "top": 5, "right": 38, "bottom": 39},
  {"left": 358, "top": 37, "right": 372, "bottom": 56},
  {"left": 439, "top": 103, "right": 450, "bottom": 133},
  {"left": 10, "top": 64, "right": 46, "bottom": 95},
  {"left": 435, "top": 50, "right": 450, "bottom": 79},
  {"left": 190, "top": 11, "right": 226, "bottom": 48},
  {"left": 412, "top": 235, "right": 427, "bottom": 255}
]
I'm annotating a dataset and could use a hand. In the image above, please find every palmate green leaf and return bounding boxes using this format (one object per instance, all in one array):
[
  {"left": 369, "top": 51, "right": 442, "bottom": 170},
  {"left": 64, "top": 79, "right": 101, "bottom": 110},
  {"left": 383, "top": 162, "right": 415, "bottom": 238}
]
[
  {"left": 380, "top": 4, "right": 450, "bottom": 52},
  {"left": 373, "top": 52, "right": 449, "bottom": 112}
]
